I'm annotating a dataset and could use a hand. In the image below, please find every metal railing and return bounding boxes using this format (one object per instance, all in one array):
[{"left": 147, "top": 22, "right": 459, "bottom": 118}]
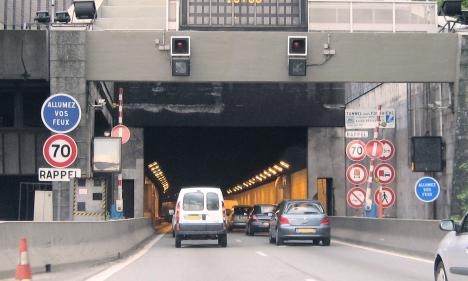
[
  {"left": 1, "top": 0, "right": 73, "bottom": 30},
  {"left": 1, "top": 0, "right": 438, "bottom": 32},
  {"left": 308, "top": 0, "right": 438, "bottom": 32}
]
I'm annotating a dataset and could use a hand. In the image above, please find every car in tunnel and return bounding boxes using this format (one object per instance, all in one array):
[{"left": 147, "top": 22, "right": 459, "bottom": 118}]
[
  {"left": 245, "top": 204, "right": 276, "bottom": 236},
  {"left": 434, "top": 211, "right": 468, "bottom": 281},
  {"left": 228, "top": 205, "right": 252, "bottom": 231},
  {"left": 269, "top": 199, "right": 330, "bottom": 246}
]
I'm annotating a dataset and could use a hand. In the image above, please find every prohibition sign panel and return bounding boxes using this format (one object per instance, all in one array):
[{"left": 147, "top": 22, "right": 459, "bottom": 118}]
[
  {"left": 347, "top": 187, "right": 366, "bottom": 209},
  {"left": 365, "top": 139, "right": 384, "bottom": 159},
  {"left": 111, "top": 124, "right": 131, "bottom": 144},
  {"left": 374, "top": 187, "right": 396, "bottom": 208},
  {"left": 374, "top": 163, "right": 396, "bottom": 184},
  {"left": 43, "top": 134, "right": 78, "bottom": 168},
  {"left": 346, "top": 163, "right": 368, "bottom": 185},
  {"left": 379, "top": 139, "right": 395, "bottom": 161},
  {"left": 346, "top": 140, "right": 366, "bottom": 161}
]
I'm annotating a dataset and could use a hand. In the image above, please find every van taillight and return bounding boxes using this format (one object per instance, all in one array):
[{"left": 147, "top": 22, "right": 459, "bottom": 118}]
[
  {"left": 175, "top": 202, "right": 180, "bottom": 230},
  {"left": 278, "top": 216, "right": 289, "bottom": 225},
  {"left": 321, "top": 217, "right": 329, "bottom": 225}
]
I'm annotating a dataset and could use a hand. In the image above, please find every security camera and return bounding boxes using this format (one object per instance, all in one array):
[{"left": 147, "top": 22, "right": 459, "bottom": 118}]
[
  {"left": 91, "top": 99, "right": 105, "bottom": 110},
  {"left": 97, "top": 98, "right": 106, "bottom": 105}
]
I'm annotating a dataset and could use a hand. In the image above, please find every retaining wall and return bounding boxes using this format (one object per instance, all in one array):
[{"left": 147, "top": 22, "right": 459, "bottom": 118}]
[
  {"left": 0, "top": 217, "right": 447, "bottom": 278},
  {"left": 0, "top": 218, "right": 154, "bottom": 278},
  {"left": 330, "top": 216, "right": 446, "bottom": 259}
]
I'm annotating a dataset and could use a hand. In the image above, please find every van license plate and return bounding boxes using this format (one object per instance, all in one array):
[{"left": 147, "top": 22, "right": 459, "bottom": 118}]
[
  {"left": 296, "top": 228, "right": 316, "bottom": 233},
  {"left": 185, "top": 214, "right": 202, "bottom": 220}
]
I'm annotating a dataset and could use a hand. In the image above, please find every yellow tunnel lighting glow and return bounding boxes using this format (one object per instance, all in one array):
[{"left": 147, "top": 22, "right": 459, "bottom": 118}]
[
  {"left": 263, "top": 170, "right": 271, "bottom": 177},
  {"left": 279, "top": 161, "right": 290, "bottom": 169},
  {"left": 273, "top": 165, "right": 283, "bottom": 172},
  {"left": 268, "top": 168, "right": 277, "bottom": 174}
]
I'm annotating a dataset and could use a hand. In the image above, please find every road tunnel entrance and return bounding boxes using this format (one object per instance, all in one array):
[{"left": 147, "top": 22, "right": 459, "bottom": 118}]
[{"left": 144, "top": 126, "right": 308, "bottom": 201}]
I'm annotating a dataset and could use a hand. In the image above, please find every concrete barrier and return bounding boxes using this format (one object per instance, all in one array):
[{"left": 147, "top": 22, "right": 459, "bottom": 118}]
[
  {"left": 0, "top": 217, "right": 446, "bottom": 278},
  {"left": 330, "top": 216, "right": 446, "bottom": 259},
  {"left": 0, "top": 218, "right": 155, "bottom": 278}
]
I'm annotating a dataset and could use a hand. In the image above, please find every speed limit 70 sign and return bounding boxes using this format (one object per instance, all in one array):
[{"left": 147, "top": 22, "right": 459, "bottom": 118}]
[{"left": 43, "top": 134, "right": 78, "bottom": 168}]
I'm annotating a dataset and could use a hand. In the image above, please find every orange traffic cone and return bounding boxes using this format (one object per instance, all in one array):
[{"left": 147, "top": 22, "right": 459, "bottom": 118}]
[{"left": 15, "top": 237, "right": 32, "bottom": 281}]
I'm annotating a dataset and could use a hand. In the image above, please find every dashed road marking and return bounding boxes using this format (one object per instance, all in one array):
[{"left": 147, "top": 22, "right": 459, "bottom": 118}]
[{"left": 256, "top": 251, "right": 267, "bottom": 257}]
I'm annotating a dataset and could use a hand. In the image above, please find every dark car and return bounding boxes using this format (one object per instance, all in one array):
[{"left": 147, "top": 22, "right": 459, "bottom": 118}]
[
  {"left": 269, "top": 199, "right": 331, "bottom": 246},
  {"left": 228, "top": 205, "right": 252, "bottom": 231},
  {"left": 246, "top": 204, "right": 276, "bottom": 236},
  {"left": 434, "top": 211, "right": 468, "bottom": 281}
]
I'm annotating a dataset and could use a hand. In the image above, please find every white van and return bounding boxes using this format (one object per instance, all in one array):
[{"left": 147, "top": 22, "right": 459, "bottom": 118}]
[{"left": 173, "top": 187, "right": 228, "bottom": 248}]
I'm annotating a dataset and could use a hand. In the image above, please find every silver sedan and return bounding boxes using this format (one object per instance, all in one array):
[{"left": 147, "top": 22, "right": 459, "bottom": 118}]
[
  {"left": 269, "top": 199, "right": 331, "bottom": 246},
  {"left": 434, "top": 211, "right": 468, "bottom": 281}
]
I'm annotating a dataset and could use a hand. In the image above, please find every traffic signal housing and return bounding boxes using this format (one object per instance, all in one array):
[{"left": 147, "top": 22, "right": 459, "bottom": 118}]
[
  {"left": 171, "top": 36, "right": 191, "bottom": 76},
  {"left": 288, "top": 36, "right": 307, "bottom": 76}
]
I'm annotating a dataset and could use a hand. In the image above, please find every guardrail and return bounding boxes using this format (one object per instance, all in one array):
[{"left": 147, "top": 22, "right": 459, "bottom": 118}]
[{"left": 2, "top": 0, "right": 438, "bottom": 32}]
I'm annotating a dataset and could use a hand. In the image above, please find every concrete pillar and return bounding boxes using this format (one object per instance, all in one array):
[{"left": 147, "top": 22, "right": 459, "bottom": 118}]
[
  {"left": 49, "top": 30, "right": 90, "bottom": 220},
  {"left": 307, "top": 127, "right": 346, "bottom": 216}
]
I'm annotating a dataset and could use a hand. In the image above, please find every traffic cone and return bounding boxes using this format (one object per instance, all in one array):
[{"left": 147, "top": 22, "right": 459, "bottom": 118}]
[{"left": 15, "top": 237, "right": 32, "bottom": 281}]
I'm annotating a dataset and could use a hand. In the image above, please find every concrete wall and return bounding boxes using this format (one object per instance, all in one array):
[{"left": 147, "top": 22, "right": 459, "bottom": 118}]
[
  {"left": 0, "top": 218, "right": 154, "bottom": 278},
  {"left": 308, "top": 127, "right": 346, "bottom": 216},
  {"left": 0, "top": 217, "right": 446, "bottom": 278},
  {"left": 330, "top": 216, "right": 446, "bottom": 259},
  {"left": 86, "top": 31, "right": 458, "bottom": 83},
  {"left": 345, "top": 83, "right": 455, "bottom": 219},
  {"left": 0, "top": 31, "right": 48, "bottom": 79}
]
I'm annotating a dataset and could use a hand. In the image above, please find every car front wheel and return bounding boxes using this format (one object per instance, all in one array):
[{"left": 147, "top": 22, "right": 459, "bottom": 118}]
[{"left": 435, "top": 261, "right": 447, "bottom": 281}]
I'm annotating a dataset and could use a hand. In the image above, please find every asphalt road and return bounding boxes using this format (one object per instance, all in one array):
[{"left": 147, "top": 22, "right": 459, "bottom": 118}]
[{"left": 4, "top": 223, "right": 434, "bottom": 281}]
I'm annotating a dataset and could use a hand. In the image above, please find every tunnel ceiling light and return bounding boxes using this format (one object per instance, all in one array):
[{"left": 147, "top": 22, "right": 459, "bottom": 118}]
[{"left": 279, "top": 161, "right": 290, "bottom": 169}]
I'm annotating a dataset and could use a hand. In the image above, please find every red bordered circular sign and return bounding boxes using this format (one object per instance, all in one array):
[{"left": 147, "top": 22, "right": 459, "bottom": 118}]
[
  {"left": 379, "top": 139, "right": 395, "bottom": 161},
  {"left": 346, "top": 140, "right": 366, "bottom": 161},
  {"left": 374, "top": 186, "right": 396, "bottom": 208},
  {"left": 365, "top": 139, "right": 384, "bottom": 159},
  {"left": 373, "top": 163, "right": 396, "bottom": 185},
  {"left": 346, "top": 163, "right": 368, "bottom": 185},
  {"left": 347, "top": 187, "right": 366, "bottom": 209},
  {"left": 43, "top": 134, "right": 78, "bottom": 168}
]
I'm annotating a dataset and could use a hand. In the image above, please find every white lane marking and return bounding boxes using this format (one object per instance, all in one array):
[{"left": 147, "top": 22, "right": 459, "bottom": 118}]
[
  {"left": 333, "top": 240, "right": 432, "bottom": 264},
  {"left": 256, "top": 251, "right": 268, "bottom": 257},
  {"left": 235, "top": 239, "right": 242, "bottom": 243},
  {"left": 85, "top": 233, "right": 165, "bottom": 281},
  {"left": 305, "top": 278, "right": 319, "bottom": 281}
]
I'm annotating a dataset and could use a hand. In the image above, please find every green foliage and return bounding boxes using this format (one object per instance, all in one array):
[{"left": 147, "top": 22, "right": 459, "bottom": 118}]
[{"left": 456, "top": 162, "right": 468, "bottom": 216}]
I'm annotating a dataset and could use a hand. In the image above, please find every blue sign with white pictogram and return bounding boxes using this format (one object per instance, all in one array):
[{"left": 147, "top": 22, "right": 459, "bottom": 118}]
[
  {"left": 41, "top": 93, "right": 81, "bottom": 134},
  {"left": 414, "top": 177, "right": 440, "bottom": 202}
]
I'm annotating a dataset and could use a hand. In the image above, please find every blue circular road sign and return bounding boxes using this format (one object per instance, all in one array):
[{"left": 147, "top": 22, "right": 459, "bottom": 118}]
[
  {"left": 414, "top": 177, "right": 440, "bottom": 202},
  {"left": 41, "top": 93, "right": 82, "bottom": 133}
]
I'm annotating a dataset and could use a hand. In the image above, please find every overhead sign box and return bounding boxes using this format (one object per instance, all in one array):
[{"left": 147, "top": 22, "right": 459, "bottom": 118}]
[
  {"left": 38, "top": 168, "right": 81, "bottom": 182},
  {"left": 345, "top": 109, "right": 395, "bottom": 129}
]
